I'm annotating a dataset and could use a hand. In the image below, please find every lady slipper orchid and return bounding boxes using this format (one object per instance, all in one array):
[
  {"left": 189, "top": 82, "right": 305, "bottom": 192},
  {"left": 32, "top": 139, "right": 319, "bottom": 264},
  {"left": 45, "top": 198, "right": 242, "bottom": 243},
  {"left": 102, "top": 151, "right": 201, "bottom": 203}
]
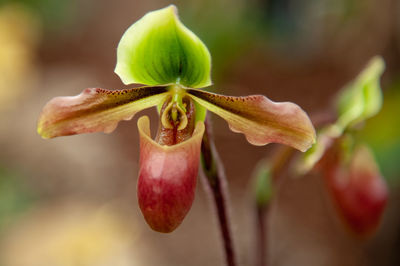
[
  {"left": 37, "top": 5, "right": 316, "bottom": 233},
  {"left": 299, "top": 56, "right": 387, "bottom": 237}
]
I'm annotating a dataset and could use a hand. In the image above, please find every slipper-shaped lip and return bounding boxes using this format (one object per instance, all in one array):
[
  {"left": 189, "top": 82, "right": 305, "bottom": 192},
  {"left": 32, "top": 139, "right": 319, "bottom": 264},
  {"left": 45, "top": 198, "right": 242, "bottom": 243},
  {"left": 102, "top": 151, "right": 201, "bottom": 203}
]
[{"left": 137, "top": 115, "right": 205, "bottom": 233}]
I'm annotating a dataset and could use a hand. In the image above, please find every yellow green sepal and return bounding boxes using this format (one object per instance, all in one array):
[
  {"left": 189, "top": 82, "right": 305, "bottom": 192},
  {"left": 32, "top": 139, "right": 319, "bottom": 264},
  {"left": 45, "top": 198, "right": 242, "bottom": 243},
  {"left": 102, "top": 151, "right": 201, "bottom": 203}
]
[
  {"left": 336, "top": 56, "right": 385, "bottom": 132},
  {"left": 115, "top": 5, "right": 212, "bottom": 88}
]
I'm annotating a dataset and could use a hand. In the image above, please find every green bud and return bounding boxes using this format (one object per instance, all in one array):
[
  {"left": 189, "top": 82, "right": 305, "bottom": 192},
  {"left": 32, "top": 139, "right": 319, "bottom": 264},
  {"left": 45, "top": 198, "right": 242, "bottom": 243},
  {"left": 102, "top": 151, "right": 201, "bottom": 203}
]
[{"left": 254, "top": 164, "right": 273, "bottom": 207}]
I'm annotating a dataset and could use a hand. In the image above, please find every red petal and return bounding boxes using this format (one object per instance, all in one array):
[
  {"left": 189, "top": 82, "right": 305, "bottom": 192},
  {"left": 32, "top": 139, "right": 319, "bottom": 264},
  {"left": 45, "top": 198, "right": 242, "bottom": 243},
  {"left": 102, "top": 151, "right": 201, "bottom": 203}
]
[
  {"left": 137, "top": 116, "right": 205, "bottom": 233},
  {"left": 322, "top": 144, "right": 388, "bottom": 237}
]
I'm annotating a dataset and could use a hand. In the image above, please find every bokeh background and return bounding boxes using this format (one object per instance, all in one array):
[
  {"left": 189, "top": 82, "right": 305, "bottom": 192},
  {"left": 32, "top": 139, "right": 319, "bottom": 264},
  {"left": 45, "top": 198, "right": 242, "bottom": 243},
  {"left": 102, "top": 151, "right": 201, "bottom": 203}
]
[{"left": 1, "top": 0, "right": 400, "bottom": 265}]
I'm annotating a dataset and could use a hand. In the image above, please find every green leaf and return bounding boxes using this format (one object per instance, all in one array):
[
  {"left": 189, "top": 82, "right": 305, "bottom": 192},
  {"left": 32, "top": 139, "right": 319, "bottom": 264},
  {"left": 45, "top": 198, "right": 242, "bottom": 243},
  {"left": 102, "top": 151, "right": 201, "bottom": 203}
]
[
  {"left": 115, "top": 5, "right": 212, "bottom": 88},
  {"left": 336, "top": 56, "right": 385, "bottom": 132}
]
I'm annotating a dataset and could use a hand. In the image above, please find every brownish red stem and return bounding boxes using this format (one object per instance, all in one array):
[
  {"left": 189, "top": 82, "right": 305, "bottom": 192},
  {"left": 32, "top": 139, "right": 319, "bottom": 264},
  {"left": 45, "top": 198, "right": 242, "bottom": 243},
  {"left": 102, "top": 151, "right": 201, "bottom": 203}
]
[
  {"left": 254, "top": 145, "right": 296, "bottom": 266},
  {"left": 200, "top": 115, "right": 237, "bottom": 266},
  {"left": 255, "top": 205, "right": 268, "bottom": 266}
]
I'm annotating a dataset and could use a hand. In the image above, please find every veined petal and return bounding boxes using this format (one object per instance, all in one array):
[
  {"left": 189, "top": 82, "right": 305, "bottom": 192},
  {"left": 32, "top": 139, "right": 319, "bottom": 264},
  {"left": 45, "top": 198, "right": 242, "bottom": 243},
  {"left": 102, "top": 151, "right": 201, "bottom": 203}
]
[
  {"left": 137, "top": 116, "right": 205, "bottom": 233},
  {"left": 115, "top": 5, "right": 211, "bottom": 88},
  {"left": 37, "top": 86, "right": 168, "bottom": 138},
  {"left": 187, "top": 89, "right": 316, "bottom": 152}
]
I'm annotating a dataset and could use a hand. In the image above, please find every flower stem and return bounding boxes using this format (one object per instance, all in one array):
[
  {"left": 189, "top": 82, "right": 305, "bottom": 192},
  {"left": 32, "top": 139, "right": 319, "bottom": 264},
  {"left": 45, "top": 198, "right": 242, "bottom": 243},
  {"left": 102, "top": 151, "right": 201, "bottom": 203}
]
[
  {"left": 255, "top": 204, "right": 269, "bottom": 266},
  {"left": 200, "top": 115, "right": 237, "bottom": 266},
  {"left": 254, "top": 146, "right": 295, "bottom": 266}
]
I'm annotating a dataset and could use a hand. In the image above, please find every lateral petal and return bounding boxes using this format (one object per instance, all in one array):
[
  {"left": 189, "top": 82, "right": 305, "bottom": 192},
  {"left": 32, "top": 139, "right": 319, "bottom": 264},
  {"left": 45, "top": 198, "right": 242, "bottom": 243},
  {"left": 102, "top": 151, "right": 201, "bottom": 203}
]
[
  {"left": 187, "top": 88, "right": 316, "bottom": 152},
  {"left": 37, "top": 86, "right": 168, "bottom": 138}
]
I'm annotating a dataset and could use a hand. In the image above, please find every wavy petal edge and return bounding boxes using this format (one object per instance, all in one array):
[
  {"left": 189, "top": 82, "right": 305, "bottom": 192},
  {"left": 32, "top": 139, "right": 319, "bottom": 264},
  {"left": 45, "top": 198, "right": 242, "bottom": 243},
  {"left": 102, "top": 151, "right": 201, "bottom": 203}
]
[
  {"left": 187, "top": 88, "right": 316, "bottom": 152},
  {"left": 37, "top": 86, "right": 168, "bottom": 138}
]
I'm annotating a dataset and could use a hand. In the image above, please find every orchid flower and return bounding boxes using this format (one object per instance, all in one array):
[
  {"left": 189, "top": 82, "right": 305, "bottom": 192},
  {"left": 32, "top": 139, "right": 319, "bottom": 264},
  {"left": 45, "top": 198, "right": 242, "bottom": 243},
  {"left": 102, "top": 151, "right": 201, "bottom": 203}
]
[
  {"left": 297, "top": 56, "right": 387, "bottom": 237},
  {"left": 37, "top": 5, "right": 316, "bottom": 233}
]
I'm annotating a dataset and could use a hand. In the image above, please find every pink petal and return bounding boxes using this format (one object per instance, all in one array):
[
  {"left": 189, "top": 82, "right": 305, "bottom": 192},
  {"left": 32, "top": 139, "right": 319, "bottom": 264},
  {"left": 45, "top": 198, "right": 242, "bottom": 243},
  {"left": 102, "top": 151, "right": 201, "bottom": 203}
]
[
  {"left": 321, "top": 143, "right": 388, "bottom": 237},
  {"left": 37, "top": 86, "right": 168, "bottom": 138},
  {"left": 137, "top": 116, "right": 205, "bottom": 233},
  {"left": 187, "top": 88, "right": 316, "bottom": 152}
]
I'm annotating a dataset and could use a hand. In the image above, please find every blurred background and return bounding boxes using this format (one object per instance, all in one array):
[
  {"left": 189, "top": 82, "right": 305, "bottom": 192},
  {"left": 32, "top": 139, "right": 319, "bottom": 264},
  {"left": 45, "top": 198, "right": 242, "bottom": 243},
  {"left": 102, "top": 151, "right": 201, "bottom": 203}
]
[{"left": 0, "top": 0, "right": 400, "bottom": 265}]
